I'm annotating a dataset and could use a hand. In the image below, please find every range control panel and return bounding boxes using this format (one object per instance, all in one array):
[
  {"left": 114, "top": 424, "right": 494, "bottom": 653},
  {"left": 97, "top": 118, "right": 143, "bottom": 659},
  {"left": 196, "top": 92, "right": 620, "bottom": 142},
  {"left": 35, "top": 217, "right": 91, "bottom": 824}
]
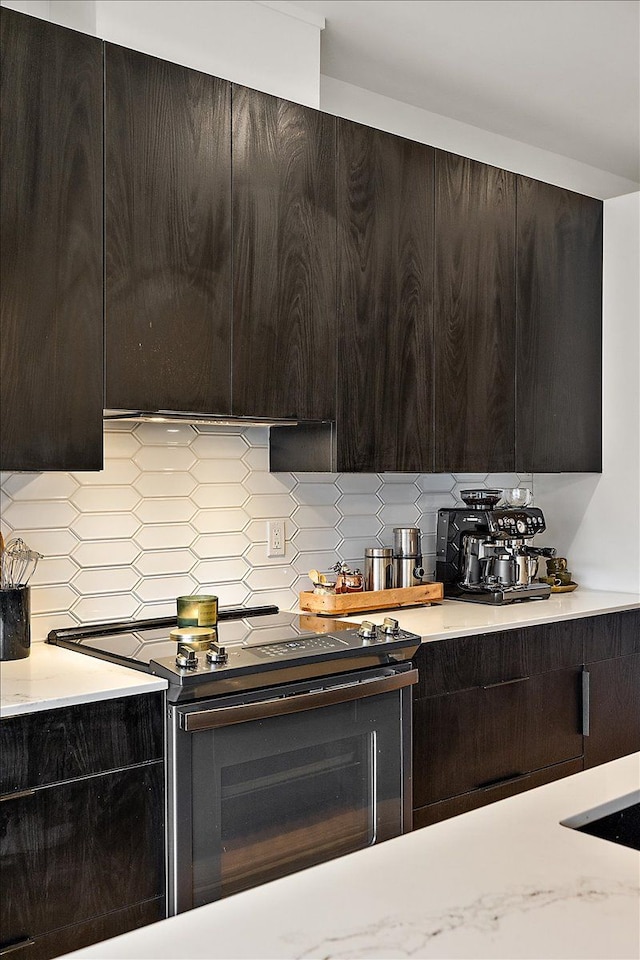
[{"left": 486, "top": 507, "right": 546, "bottom": 538}]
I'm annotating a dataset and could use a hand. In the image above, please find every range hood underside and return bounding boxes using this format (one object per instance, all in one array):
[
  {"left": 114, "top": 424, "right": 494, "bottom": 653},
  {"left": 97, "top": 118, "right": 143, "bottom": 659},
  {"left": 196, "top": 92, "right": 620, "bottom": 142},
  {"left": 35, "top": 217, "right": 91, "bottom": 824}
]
[{"left": 103, "top": 409, "right": 309, "bottom": 428}]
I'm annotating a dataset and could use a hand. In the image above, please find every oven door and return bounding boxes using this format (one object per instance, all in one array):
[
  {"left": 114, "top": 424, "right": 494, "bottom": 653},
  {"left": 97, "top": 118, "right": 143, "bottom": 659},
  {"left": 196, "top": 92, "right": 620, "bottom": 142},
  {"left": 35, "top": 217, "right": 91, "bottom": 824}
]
[{"left": 168, "top": 664, "right": 416, "bottom": 914}]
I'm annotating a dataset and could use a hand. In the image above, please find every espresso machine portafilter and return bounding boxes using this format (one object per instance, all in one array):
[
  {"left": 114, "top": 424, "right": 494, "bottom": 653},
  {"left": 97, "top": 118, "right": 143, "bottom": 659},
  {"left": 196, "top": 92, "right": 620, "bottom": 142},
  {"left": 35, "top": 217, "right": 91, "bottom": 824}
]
[{"left": 436, "top": 489, "right": 556, "bottom": 605}]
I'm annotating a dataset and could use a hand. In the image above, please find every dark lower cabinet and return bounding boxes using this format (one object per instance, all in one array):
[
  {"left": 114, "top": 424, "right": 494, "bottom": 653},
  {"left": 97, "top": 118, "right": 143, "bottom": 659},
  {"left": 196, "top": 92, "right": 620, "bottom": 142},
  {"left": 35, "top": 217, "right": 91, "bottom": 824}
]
[
  {"left": 0, "top": 7, "right": 103, "bottom": 471},
  {"left": 412, "top": 610, "right": 640, "bottom": 829},
  {"left": 0, "top": 694, "right": 165, "bottom": 960},
  {"left": 232, "top": 86, "right": 336, "bottom": 421},
  {"left": 0, "top": 765, "right": 164, "bottom": 947},
  {"left": 434, "top": 152, "right": 516, "bottom": 473},
  {"left": 412, "top": 622, "right": 584, "bottom": 826},
  {"left": 413, "top": 667, "right": 583, "bottom": 811},
  {"left": 516, "top": 177, "right": 603, "bottom": 472},
  {"left": 584, "top": 654, "right": 640, "bottom": 768},
  {"left": 105, "top": 44, "right": 232, "bottom": 415},
  {"left": 583, "top": 608, "right": 640, "bottom": 768}
]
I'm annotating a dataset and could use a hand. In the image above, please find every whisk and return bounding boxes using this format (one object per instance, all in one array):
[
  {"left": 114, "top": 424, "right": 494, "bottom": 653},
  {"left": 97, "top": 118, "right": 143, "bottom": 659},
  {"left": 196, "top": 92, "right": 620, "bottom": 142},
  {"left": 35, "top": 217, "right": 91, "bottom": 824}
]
[{"left": 1, "top": 536, "right": 43, "bottom": 589}]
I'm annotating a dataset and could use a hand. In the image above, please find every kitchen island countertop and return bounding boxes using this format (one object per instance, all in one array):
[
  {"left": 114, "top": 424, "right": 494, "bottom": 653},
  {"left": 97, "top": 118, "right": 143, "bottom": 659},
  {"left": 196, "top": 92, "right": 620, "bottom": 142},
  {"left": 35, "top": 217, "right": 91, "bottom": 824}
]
[{"left": 62, "top": 752, "right": 640, "bottom": 959}]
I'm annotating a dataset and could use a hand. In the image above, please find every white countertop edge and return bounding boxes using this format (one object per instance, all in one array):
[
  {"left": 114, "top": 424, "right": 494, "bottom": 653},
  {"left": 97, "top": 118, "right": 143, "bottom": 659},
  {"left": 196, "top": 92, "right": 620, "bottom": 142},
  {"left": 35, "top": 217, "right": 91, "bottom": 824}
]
[
  {"left": 321, "top": 588, "right": 640, "bottom": 641},
  {"left": 0, "top": 644, "right": 167, "bottom": 719}
]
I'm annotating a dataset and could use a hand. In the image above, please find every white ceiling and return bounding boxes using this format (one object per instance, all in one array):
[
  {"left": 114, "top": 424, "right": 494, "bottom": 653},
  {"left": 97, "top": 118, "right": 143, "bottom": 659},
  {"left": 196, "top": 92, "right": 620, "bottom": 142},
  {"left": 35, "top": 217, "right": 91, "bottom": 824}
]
[{"left": 290, "top": 0, "right": 640, "bottom": 184}]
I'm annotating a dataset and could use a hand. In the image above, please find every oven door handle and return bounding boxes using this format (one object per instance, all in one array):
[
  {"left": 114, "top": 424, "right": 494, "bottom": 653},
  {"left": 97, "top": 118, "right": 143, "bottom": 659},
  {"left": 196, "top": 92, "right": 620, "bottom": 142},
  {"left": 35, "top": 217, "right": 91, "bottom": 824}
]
[{"left": 181, "top": 669, "right": 418, "bottom": 732}]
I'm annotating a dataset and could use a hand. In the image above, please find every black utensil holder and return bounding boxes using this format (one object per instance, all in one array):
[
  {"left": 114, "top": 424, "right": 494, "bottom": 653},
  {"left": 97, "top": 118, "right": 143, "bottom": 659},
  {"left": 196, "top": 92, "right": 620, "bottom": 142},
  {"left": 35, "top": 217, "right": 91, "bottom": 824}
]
[{"left": 0, "top": 586, "right": 31, "bottom": 660}]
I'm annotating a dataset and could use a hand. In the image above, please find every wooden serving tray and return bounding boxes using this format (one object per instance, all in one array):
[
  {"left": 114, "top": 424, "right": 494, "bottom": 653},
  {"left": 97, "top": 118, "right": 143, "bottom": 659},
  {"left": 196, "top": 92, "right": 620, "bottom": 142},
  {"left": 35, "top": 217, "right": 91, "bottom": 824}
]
[{"left": 299, "top": 582, "right": 443, "bottom": 616}]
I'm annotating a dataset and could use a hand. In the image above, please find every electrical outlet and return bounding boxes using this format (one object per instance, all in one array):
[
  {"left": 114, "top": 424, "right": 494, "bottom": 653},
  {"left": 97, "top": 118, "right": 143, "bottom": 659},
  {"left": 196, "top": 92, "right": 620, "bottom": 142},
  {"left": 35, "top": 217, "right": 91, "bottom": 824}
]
[{"left": 267, "top": 519, "right": 285, "bottom": 557}]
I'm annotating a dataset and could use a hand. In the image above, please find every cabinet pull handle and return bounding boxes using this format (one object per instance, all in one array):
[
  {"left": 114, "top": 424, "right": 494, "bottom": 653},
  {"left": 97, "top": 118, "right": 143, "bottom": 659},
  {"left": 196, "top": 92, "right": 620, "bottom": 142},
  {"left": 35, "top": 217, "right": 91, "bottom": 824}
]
[
  {"left": 582, "top": 669, "right": 590, "bottom": 736},
  {"left": 0, "top": 789, "right": 36, "bottom": 803},
  {"left": 0, "top": 939, "right": 35, "bottom": 956},
  {"left": 482, "top": 675, "right": 529, "bottom": 690},
  {"left": 478, "top": 772, "right": 525, "bottom": 791}
]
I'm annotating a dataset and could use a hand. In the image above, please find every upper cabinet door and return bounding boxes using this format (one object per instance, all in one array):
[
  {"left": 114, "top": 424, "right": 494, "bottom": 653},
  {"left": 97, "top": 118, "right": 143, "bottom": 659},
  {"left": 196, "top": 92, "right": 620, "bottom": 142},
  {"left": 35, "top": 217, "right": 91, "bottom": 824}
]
[
  {"left": 336, "top": 121, "right": 434, "bottom": 472},
  {"left": 232, "top": 87, "right": 336, "bottom": 421},
  {"left": 105, "top": 45, "right": 232, "bottom": 415},
  {"left": 434, "top": 152, "right": 516, "bottom": 473},
  {"left": 516, "top": 178, "right": 603, "bottom": 472},
  {"left": 0, "top": 8, "right": 103, "bottom": 471}
]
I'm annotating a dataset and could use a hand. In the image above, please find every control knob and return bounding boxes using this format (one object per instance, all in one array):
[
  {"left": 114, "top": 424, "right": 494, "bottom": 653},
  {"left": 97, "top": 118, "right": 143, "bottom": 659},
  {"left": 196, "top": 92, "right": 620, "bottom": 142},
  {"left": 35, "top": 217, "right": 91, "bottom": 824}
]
[
  {"left": 206, "top": 642, "right": 228, "bottom": 665},
  {"left": 516, "top": 519, "right": 527, "bottom": 534},
  {"left": 176, "top": 644, "right": 198, "bottom": 669},
  {"left": 358, "top": 620, "right": 378, "bottom": 640},
  {"left": 381, "top": 617, "right": 399, "bottom": 636}
]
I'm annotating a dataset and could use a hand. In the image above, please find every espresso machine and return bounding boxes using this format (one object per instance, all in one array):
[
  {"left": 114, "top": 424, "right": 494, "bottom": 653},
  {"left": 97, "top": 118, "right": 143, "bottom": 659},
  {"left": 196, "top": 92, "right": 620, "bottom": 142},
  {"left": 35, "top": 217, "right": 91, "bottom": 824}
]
[{"left": 436, "top": 489, "right": 556, "bottom": 605}]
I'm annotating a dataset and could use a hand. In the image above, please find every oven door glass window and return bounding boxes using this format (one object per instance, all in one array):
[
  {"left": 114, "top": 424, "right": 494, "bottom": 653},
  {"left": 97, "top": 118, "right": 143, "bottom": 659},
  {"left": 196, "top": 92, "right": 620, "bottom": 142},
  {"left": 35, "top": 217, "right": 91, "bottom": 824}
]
[{"left": 187, "top": 686, "right": 405, "bottom": 906}]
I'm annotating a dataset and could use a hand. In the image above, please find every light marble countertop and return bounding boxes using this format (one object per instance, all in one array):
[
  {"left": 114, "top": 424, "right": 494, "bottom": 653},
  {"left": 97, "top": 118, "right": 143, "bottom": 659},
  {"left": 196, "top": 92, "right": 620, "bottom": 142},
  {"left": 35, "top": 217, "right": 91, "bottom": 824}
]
[
  {"left": 64, "top": 753, "right": 640, "bottom": 960},
  {"left": 0, "top": 643, "right": 166, "bottom": 718},
  {"left": 328, "top": 587, "right": 640, "bottom": 641}
]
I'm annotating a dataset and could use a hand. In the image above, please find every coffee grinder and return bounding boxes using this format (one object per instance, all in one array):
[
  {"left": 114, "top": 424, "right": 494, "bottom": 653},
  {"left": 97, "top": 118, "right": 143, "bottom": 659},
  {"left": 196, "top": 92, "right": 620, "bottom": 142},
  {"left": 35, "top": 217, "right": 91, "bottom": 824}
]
[{"left": 436, "top": 489, "right": 556, "bottom": 605}]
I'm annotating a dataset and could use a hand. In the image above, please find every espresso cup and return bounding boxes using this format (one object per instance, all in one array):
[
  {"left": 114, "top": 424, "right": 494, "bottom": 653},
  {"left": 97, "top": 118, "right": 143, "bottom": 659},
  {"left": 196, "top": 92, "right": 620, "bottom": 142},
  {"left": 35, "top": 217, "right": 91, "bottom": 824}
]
[
  {"left": 546, "top": 557, "right": 568, "bottom": 574},
  {"left": 542, "top": 571, "right": 572, "bottom": 587}
]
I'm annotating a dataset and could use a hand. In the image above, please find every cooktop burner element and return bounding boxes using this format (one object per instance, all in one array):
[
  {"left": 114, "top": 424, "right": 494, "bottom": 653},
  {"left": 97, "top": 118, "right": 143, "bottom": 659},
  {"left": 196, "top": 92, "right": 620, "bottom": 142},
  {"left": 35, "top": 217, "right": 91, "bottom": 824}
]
[{"left": 47, "top": 606, "right": 422, "bottom": 702}]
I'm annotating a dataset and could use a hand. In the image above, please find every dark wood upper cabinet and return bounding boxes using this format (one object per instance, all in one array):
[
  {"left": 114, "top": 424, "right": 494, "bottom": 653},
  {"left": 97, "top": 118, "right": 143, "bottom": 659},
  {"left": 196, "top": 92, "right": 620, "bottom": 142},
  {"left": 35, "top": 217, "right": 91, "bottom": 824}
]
[
  {"left": 516, "top": 177, "right": 603, "bottom": 472},
  {"left": 105, "top": 44, "right": 232, "bottom": 415},
  {"left": 336, "top": 120, "right": 434, "bottom": 472},
  {"left": 232, "top": 86, "right": 336, "bottom": 421},
  {"left": 0, "top": 8, "right": 103, "bottom": 471},
  {"left": 434, "top": 152, "right": 516, "bottom": 473}
]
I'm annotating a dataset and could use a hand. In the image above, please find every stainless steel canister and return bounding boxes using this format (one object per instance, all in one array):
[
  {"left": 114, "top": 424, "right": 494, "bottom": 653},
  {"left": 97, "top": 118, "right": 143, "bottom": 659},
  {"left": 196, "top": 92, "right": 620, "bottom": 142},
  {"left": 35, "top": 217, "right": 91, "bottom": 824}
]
[
  {"left": 392, "top": 527, "right": 423, "bottom": 587},
  {"left": 364, "top": 547, "right": 393, "bottom": 591},
  {"left": 392, "top": 527, "right": 422, "bottom": 558},
  {"left": 393, "top": 557, "right": 425, "bottom": 589}
]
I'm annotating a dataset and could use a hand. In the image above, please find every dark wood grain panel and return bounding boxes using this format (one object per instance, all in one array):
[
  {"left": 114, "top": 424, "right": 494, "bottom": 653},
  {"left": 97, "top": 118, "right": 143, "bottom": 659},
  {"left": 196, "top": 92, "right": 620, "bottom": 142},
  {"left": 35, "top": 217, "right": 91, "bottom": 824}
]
[
  {"left": 413, "top": 758, "right": 583, "bottom": 828},
  {"left": 434, "top": 151, "right": 516, "bottom": 472},
  {"left": 336, "top": 120, "right": 434, "bottom": 472},
  {"left": 412, "top": 667, "right": 583, "bottom": 808},
  {"left": 516, "top": 177, "right": 603, "bottom": 472},
  {"left": 232, "top": 86, "right": 336, "bottom": 420},
  {"left": 0, "top": 693, "right": 164, "bottom": 794},
  {"left": 0, "top": 899, "right": 165, "bottom": 960},
  {"left": 583, "top": 609, "right": 640, "bottom": 662},
  {"left": 0, "top": 8, "right": 103, "bottom": 471},
  {"left": 0, "top": 763, "right": 164, "bottom": 944},
  {"left": 584, "top": 654, "right": 640, "bottom": 768},
  {"left": 414, "top": 621, "right": 584, "bottom": 699},
  {"left": 105, "top": 44, "right": 231, "bottom": 414}
]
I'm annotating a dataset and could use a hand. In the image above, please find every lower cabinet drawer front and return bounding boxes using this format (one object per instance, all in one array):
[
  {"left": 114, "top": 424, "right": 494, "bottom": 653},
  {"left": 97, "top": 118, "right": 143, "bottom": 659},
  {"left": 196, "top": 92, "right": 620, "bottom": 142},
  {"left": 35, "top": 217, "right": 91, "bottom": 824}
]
[
  {"left": 0, "top": 763, "right": 164, "bottom": 944},
  {"left": 0, "top": 693, "right": 164, "bottom": 794},
  {"left": 413, "top": 758, "right": 584, "bottom": 829},
  {"left": 0, "top": 898, "right": 165, "bottom": 960},
  {"left": 412, "top": 667, "right": 583, "bottom": 808}
]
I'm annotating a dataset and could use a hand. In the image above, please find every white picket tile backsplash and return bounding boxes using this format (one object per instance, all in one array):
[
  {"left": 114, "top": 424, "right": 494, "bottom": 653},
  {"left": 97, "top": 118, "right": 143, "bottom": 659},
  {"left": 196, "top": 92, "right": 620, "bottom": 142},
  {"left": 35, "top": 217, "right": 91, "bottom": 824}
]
[{"left": 0, "top": 423, "right": 533, "bottom": 640}]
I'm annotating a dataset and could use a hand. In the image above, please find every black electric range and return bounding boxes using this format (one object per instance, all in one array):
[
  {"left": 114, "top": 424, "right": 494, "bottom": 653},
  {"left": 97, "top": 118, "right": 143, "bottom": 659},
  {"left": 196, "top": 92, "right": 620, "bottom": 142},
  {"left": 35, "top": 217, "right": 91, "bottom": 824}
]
[{"left": 47, "top": 605, "right": 421, "bottom": 702}]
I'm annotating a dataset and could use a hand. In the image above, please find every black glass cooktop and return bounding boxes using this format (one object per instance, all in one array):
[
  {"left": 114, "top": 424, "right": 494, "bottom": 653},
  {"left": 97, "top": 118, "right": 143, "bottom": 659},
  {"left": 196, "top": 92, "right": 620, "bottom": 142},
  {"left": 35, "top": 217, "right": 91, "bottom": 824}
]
[{"left": 47, "top": 607, "right": 357, "bottom": 671}]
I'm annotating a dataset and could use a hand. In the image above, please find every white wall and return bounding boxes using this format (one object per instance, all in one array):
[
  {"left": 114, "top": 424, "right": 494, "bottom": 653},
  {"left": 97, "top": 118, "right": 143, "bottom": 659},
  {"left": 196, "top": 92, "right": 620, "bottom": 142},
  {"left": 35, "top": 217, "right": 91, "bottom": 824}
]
[
  {"left": 534, "top": 193, "right": 640, "bottom": 593},
  {"left": 1, "top": 0, "right": 324, "bottom": 106}
]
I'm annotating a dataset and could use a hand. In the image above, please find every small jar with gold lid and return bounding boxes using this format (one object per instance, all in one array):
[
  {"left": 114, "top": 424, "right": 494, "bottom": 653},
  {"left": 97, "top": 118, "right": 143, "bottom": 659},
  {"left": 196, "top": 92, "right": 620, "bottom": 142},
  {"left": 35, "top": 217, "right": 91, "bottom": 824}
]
[{"left": 170, "top": 625, "right": 218, "bottom": 651}]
